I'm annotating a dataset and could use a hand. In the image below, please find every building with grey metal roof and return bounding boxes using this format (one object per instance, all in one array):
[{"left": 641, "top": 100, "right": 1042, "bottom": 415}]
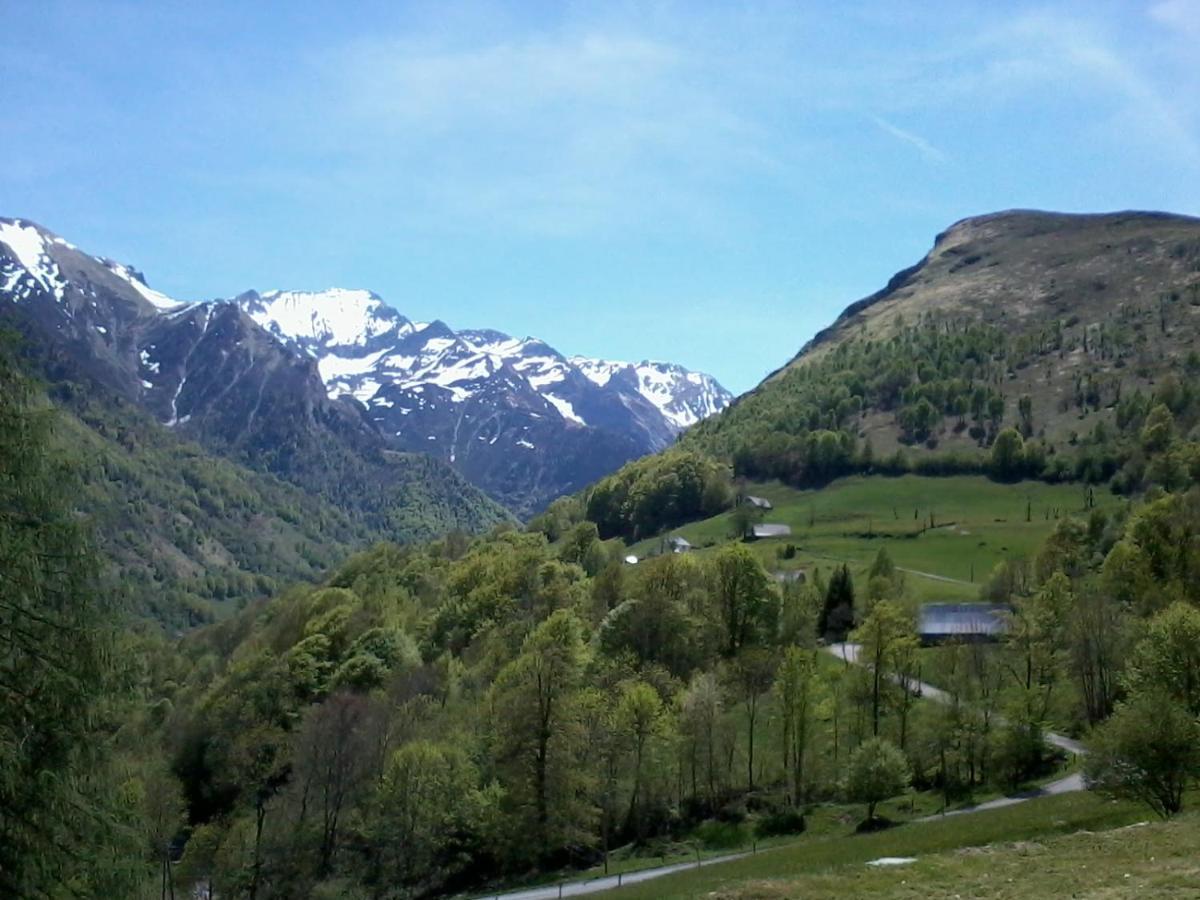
[{"left": 917, "top": 603, "right": 1010, "bottom": 645}]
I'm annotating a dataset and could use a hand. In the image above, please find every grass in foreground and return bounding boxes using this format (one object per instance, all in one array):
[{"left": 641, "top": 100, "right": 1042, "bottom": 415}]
[
  {"left": 700, "top": 813, "right": 1200, "bottom": 899},
  {"left": 610, "top": 791, "right": 1151, "bottom": 899}
]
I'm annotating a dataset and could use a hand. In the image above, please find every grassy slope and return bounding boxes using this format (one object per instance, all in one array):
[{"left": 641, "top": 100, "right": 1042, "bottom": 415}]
[
  {"left": 770, "top": 210, "right": 1200, "bottom": 456},
  {"left": 627, "top": 474, "right": 1121, "bottom": 602},
  {"left": 610, "top": 792, "right": 1169, "bottom": 899}
]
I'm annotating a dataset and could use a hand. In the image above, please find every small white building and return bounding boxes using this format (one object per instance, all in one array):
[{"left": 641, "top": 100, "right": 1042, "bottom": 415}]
[
  {"left": 744, "top": 495, "right": 773, "bottom": 510},
  {"left": 667, "top": 536, "right": 693, "bottom": 553}
]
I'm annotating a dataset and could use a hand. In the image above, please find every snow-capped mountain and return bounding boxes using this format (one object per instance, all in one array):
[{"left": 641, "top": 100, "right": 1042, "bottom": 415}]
[
  {"left": 234, "top": 288, "right": 733, "bottom": 513},
  {"left": 0, "top": 217, "right": 510, "bottom": 538},
  {"left": 570, "top": 357, "right": 731, "bottom": 430},
  {"left": 0, "top": 215, "right": 732, "bottom": 517}
]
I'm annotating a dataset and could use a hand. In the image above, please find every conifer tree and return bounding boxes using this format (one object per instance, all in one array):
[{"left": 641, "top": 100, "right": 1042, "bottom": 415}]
[{"left": 0, "top": 343, "right": 143, "bottom": 896}]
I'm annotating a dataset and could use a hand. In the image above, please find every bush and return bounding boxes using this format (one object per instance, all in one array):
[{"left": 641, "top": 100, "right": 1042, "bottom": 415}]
[
  {"left": 693, "top": 820, "right": 748, "bottom": 850},
  {"left": 715, "top": 798, "right": 748, "bottom": 824},
  {"left": 1085, "top": 689, "right": 1200, "bottom": 818},
  {"left": 754, "top": 808, "right": 807, "bottom": 838},
  {"left": 845, "top": 737, "right": 911, "bottom": 822}
]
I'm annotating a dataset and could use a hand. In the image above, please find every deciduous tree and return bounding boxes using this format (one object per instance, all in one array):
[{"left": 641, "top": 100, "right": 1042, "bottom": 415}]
[
  {"left": 1085, "top": 691, "right": 1200, "bottom": 818},
  {"left": 845, "top": 737, "right": 911, "bottom": 824}
]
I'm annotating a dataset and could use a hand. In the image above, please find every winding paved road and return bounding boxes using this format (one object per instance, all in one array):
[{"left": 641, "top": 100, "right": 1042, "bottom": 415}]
[
  {"left": 824, "top": 642, "right": 1087, "bottom": 821},
  {"left": 474, "top": 643, "right": 1088, "bottom": 900},
  {"left": 477, "top": 851, "right": 753, "bottom": 900}
]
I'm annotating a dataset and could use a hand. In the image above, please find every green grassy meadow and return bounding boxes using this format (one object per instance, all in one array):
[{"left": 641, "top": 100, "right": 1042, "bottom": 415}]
[
  {"left": 609, "top": 792, "right": 1166, "bottom": 899},
  {"left": 627, "top": 475, "right": 1123, "bottom": 603}
]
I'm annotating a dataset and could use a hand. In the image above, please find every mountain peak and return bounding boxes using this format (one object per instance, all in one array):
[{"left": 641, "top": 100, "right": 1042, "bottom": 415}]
[
  {"left": 228, "top": 286, "right": 733, "bottom": 511},
  {"left": 3, "top": 215, "right": 733, "bottom": 516},
  {"left": 240, "top": 287, "right": 411, "bottom": 353}
]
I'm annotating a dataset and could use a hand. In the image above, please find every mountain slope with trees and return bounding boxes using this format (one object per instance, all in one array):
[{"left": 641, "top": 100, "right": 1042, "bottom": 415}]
[
  {"left": 0, "top": 218, "right": 514, "bottom": 622},
  {"left": 679, "top": 210, "right": 1200, "bottom": 497},
  {"left": 0, "top": 216, "right": 512, "bottom": 537}
]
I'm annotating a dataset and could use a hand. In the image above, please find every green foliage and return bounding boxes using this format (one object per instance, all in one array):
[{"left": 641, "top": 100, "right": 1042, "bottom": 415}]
[
  {"left": 708, "top": 544, "right": 777, "bottom": 656},
  {"left": 754, "top": 807, "right": 807, "bottom": 839},
  {"left": 1085, "top": 690, "right": 1200, "bottom": 818},
  {"left": 819, "top": 564, "right": 855, "bottom": 641},
  {"left": 586, "top": 450, "right": 733, "bottom": 540},
  {"left": 1122, "top": 603, "right": 1200, "bottom": 716},
  {"left": 774, "top": 647, "right": 819, "bottom": 805},
  {"left": 851, "top": 601, "right": 918, "bottom": 739},
  {"left": 1140, "top": 403, "right": 1175, "bottom": 453},
  {"left": 845, "top": 737, "right": 911, "bottom": 822},
  {"left": 489, "top": 609, "right": 593, "bottom": 865},
  {"left": 0, "top": 347, "right": 146, "bottom": 896},
  {"left": 367, "top": 739, "right": 493, "bottom": 892},
  {"left": 1102, "top": 489, "right": 1200, "bottom": 615},
  {"left": 693, "top": 819, "right": 749, "bottom": 849},
  {"left": 989, "top": 427, "right": 1026, "bottom": 481}
]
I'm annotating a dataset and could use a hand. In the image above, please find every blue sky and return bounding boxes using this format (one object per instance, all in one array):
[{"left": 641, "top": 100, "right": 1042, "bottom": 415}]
[{"left": 4, "top": 1, "right": 1200, "bottom": 393}]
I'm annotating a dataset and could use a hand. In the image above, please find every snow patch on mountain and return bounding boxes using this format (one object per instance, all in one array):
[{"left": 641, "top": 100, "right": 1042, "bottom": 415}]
[
  {"left": 570, "top": 356, "right": 733, "bottom": 429},
  {"left": 544, "top": 394, "right": 586, "bottom": 425},
  {"left": 244, "top": 289, "right": 410, "bottom": 351},
  {"left": 319, "top": 348, "right": 391, "bottom": 381},
  {"left": 105, "top": 261, "right": 186, "bottom": 311},
  {"left": 572, "top": 357, "right": 625, "bottom": 387},
  {"left": 0, "top": 219, "right": 67, "bottom": 302}
]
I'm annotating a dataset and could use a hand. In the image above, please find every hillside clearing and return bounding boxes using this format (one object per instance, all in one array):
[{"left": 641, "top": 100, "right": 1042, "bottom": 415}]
[{"left": 627, "top": 474, "right": 1119, "bottom": 602}]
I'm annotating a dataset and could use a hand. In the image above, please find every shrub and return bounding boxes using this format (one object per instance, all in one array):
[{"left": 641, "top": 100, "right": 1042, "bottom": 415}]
[
  {"left": 694, "top": 820, "right": 748, "bottom": 850},
  {"left": 754, "top": 808, "right": 807, "bottom": 839}
]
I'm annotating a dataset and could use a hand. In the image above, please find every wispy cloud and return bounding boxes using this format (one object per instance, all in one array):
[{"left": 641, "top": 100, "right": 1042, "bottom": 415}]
[
  {"left": 965, "top": 11, "right": 1200, "bottom": 169},
  {"left": 306, "top": 30, "right": 769, "bottom": 237},
  {"left": 871, "top": 116, "right": 948, "bottom": 163},
  {"left": 1150, "top": 0, "right": 1200, "bottom": 37}
]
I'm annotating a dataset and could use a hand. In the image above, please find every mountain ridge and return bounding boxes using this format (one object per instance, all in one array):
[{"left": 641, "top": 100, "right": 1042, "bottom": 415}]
[
  {"left": 0, "top": 215, "right": 731, "bottom": 522},
  {"left": 674, "top": 208, "right": 1200, "bottom": 489},
  {"left": 233, "top": 285, "right": 732, "bottom": 514},
  {"left": 784, "top": 208, "right": 1200, "bottom": 373},
  {"left": 0, "top": 216, "right": 513, "bottom": 623}
]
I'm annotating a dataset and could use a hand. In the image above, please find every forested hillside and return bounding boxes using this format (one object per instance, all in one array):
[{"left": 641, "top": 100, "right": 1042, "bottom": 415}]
[
  {"left": 0, "top": 218, "right": 513, "bottom": 625},
  {"left": 62, "top": 471, "right": 1191, "bottom": 898},
  {"left": 57, "top": 379, "right": 375, "bottom": 627},
  {"left": 2, "top": 335, "right": 510, "bottom": 627},
  {"left": 679, "top": 210, "right": 1200, "bottom": 496}
]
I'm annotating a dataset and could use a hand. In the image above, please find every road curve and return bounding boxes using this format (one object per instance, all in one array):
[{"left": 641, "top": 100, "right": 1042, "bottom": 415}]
[
  {"left": 477, "top": 851, "right": 751, "bottom": 900},
  {"left": 824, "top": 642, "right": 1087, "bottom": 756},
  {"left": 471, "top": 644, "right": 1089, "bottom": 900}
]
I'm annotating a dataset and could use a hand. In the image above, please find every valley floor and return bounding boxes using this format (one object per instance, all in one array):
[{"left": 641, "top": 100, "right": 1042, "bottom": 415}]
[{"left": 624, "top": 474, "right": 1116, "bottom": 604}]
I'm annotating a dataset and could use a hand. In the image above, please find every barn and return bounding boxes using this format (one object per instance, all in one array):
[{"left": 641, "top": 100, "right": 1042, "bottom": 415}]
[{"left": 917, "top": 603, "right": 1010, "bottom": 645}]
